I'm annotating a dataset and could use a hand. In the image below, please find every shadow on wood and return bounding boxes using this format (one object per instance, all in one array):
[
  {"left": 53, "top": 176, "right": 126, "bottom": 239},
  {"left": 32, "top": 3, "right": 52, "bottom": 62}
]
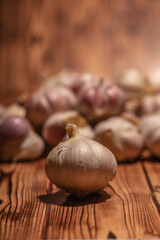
[{"left": 38, "top": 189, "right": 111, "bottom": 206}]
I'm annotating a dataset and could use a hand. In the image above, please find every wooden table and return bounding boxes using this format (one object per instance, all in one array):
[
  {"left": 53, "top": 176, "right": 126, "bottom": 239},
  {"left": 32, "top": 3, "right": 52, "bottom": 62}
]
[{"left": 0, "top": 159, "right": 160, "bottom": 239}]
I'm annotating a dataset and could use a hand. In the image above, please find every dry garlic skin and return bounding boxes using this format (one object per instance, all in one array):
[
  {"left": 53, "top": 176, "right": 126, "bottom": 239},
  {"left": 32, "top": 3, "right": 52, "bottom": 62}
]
[
  {"left": 45, "top": 124, "right": 117, "bottom": 198},
  {"left": 95, "top": 117, "right": 144, "bottom": 162}
]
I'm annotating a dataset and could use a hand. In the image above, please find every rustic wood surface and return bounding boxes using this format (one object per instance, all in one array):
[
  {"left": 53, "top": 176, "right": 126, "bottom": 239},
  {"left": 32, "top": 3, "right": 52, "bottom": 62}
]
[
  {"left": 1, "top": 0, "right": 160, "bottom": 104},
  {"left": 0, "top": 159, "right": 160, "bottom": 239}
]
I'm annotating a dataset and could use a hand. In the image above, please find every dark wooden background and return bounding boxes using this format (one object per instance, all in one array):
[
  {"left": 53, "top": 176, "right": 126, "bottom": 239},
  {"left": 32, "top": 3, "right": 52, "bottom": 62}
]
[{"left": 1, "top": 0, "right": 160, "bottom": 104}]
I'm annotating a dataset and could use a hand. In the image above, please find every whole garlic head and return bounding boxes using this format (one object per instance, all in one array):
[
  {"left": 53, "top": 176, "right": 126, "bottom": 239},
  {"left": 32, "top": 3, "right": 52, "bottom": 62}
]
[
  {"left": 42, "top": 111, "right": 94, "bottom": 146},
  {"left": 78, "top": 81, "right": 126, "bottom": 123},
  {"left": 45, "top": 124, "right": 117, "bottom": 198},
  {"left": 139, "top": 114, "right": 160, "bottom": 157},
  {"left": 95, "top": 117, "right": 144, "bottom": 162},
  {"left": 26, "top": 86, "right": 77, "bottom": 126}
]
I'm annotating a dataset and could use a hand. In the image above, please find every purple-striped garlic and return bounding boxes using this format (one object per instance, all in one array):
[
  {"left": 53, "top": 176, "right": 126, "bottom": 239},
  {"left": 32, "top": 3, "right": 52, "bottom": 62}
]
[
  {"left": 78, "top": 82, "right": 126, "bottom": 123},
  {"left": 0, "top": 115, "right": 45, "bottom": 162},
  {"left": 26, "top": 86, "right": 77, "bottom": 126}
]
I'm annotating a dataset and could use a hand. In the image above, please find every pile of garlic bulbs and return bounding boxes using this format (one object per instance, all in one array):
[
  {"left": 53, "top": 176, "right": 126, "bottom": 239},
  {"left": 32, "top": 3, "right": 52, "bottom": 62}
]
[
  {"left": 1, "top": 67, "right": 160, "bottom": 164},
  {"left": 1, "top": 68, "right": 160, "bottom": 198}
]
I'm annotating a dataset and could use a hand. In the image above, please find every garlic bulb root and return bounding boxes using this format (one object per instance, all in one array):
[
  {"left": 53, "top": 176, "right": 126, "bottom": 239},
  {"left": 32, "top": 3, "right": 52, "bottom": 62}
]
[{"left": 45, "top": 124, "right": 117, "bottom": 198}]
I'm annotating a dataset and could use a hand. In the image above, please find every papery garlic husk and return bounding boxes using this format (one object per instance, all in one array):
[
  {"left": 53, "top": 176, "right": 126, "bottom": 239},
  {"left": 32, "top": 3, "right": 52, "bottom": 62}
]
[
  {"left": 78, "top": 81, "right": 126, "bottom": 123},
  {"left": 117, "top": 69, "right": 150, "bottom": 99},
  {"left": 13, "top": 130, "right": 45, "bottom": 162},
  {"left": 0, "top": 103, "right": 26, "bottom": 124},
  {"left": 42, "top": 111, "right": 94, "bottom": 146},
  {"left": 45, "top": 124, "right": 117, "bottom": 198},
  {"left": 139, "top": 114, "right": 160, "bottom": 157},
  {"left": 26, "top": 86, "right": 77, "bottom": 126},
  {"left": 94, "top": 117, "right": 144, "bottom": 162},
  {"left": 141, "top": 94, "right": 160, "bottom": 115},
  {"left": 0, "top": 116, "right": 30, "bottom": 162}
]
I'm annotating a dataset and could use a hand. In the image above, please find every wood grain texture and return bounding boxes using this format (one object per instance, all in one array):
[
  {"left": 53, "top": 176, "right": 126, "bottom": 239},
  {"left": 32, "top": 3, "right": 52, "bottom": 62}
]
[
  {"left": 1, "top": 0, "right": 160, "bottom": 103},
  {"left": 0, "top": 160, "right": 160, "bottom": 239}
]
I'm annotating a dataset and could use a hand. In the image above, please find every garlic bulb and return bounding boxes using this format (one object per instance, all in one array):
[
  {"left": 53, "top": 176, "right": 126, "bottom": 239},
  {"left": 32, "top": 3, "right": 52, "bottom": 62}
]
[
  {"left": 95, "top": 117, "right": 144, "bottom": 162},
  {"left": 26, "top": 86, "right": 77, "bottom": 126},
  {"left": 13, "top": 130, "right": 45, "bottom": 162},
  {"left": 0, "top": 115, "right": 45, "bottom": 162},
  {"left": 0, "top": 116, "right": 30, "bottom": 161},
  {"left": 42, "top": 111, "right": 94, "bottom": 146},
  {"left": 45, "top": 124, "right": 117, "bottom": 198},
  {"left": 78, "top": 82, "right": 126, "bottom": 123},
  {"left": 141, "top": 94, "right": 160, "bottom": 115},
  {"left": 139, "top": 114, "right": 160, "bottom": 157},
  {"left": 117, "top": 69, "right": 149, "bottom": 99}
]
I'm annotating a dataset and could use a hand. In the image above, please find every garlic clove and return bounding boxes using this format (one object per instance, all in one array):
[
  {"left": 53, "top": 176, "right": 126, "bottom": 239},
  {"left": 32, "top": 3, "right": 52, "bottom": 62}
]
[
  {"left": 42, "top": 111, "right": 94, "bottom": 146},
  {"left": 13, "top": 130, "right": 45, "bottom": 162},
  {"left": 45, "top": 124, "right": 117, "bottom": 198},
  {"left": 94, "top": 117, "right": 144, "bottom": 162}
]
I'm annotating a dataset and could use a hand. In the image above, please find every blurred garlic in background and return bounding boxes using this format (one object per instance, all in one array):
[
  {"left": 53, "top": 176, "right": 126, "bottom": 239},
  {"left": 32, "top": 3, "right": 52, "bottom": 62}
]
[
  {"left": 94, "top": 117, "right": 144, "bottom": 162},
  {"left": 141, "top": 94, "right": 160, "bottom": 115},
  {"left": 25, "top": 85, "right": 77, "bottom": 127},
  {"left": 78, "top": 80, "right": 126, "bottom": 123},
  {"left": 117, "top": 69, "right": 150, "bottom": 99},
  {"left": 0, "top": 115, "right": 45, "bottom": 162},
  {"left": 42, "top": 110, "right": 94, "bottom": 146}
]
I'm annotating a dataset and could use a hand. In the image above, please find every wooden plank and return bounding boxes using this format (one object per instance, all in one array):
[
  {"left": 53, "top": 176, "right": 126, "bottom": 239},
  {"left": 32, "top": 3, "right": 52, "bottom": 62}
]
[
  {"left": 142, "top": 161, "right": 160, "bottom": 207},
  {"left": 0, "top": 160, "right": 160, "bottom": 239}
]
